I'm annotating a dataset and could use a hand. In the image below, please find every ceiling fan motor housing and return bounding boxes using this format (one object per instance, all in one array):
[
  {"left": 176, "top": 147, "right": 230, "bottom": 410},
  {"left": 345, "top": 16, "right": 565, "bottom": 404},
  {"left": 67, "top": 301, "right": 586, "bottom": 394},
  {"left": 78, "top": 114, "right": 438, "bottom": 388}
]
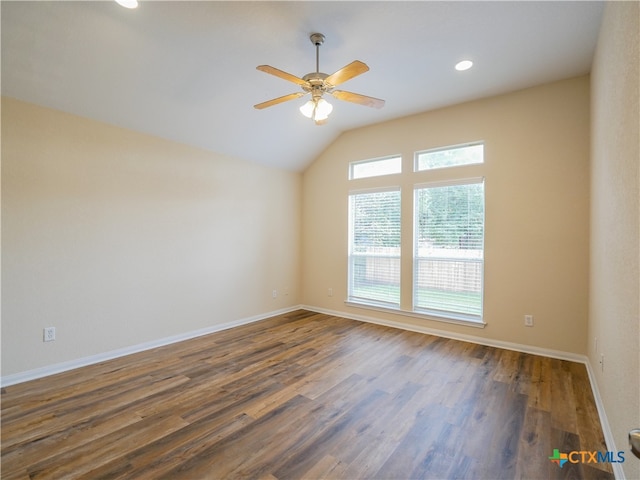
[{"left": 302, "top": 72, "right": 330, "bottom": 97}]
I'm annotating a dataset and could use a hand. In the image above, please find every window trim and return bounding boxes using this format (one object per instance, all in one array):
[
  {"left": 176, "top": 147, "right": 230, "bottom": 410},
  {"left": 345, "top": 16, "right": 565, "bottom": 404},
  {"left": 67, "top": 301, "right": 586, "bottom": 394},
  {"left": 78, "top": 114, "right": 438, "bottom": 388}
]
[
  {"left": 344, "top": 300, "right": 487, "bottom": 328},
  {"left": 413, "top": 176, "right": 485, "bottom": 190}
]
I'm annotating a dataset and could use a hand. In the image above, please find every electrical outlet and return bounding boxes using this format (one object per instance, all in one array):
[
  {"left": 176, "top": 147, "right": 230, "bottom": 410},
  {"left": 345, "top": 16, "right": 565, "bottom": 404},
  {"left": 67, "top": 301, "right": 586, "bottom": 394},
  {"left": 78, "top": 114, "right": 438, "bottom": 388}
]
[
  {"left": 272, "top": 289, "right": 277, "bottom": 299},
  {"left": 600, "top": 354, "right": 605, "bottom": 372},
  {"left": 524, "top": 315, "right": 534, "bottom": 327},
  {"left": 328, "top": 288, "right": 333, "bottom": 297},
  {"left": 43, "top": 327, "right": 56, "bottom": 342}
]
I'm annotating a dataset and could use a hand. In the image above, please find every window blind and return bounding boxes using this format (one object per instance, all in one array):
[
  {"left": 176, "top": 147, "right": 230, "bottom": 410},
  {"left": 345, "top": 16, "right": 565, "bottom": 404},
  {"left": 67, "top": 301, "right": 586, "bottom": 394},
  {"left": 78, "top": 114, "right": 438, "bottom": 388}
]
[
  {"left": 348, "top": 189, "right": 401, "bottom": 306},
  {"left": 414, "top": 179, "right": 484, "bottom": 320}
]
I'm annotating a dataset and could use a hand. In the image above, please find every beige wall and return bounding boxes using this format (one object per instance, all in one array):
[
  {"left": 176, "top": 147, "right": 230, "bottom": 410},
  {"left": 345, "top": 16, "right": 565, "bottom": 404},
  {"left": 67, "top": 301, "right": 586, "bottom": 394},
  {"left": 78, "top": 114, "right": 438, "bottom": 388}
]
[
  {"left": 590, "top": 2, "right": 639, "bottom": 478},
  {"left": 303, "top": 76, "right": 591, "bottom": 355},
  {"left": 1, "top": 97, "right": 302, "bottom": 377}
]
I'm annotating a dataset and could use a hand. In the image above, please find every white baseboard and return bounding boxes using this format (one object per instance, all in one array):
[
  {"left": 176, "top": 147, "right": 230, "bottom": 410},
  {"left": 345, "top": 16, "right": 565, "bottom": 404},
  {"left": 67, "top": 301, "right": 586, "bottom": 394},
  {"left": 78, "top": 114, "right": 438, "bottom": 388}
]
[
  {"left": 583, "top": 359, "right": 625, "bottom": 480},
  {"left": 301, "top": 304, "right": 586, "bottom": 363},
  {"left": 0, "top": 306, "right": 300, "bottom": 388}
]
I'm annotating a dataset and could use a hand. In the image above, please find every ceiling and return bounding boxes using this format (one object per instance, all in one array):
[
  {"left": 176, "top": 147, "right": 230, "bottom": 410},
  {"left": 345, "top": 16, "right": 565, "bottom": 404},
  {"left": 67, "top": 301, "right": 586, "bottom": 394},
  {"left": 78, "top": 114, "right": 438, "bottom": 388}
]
[{"left": 1, "top": 1, "right": 604, "bottom": 172}]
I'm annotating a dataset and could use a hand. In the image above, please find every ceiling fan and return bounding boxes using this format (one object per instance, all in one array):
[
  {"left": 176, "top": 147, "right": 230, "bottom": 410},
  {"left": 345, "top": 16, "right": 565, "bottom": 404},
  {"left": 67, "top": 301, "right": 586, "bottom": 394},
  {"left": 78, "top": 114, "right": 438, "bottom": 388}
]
[{"left": 254, "top": 33, "right": 385, "bottom": 125}]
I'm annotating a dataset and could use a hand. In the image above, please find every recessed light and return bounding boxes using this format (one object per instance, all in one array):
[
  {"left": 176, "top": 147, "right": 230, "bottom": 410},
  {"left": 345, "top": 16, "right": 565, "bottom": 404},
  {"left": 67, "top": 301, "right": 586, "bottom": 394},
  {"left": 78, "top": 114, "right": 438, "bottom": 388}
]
[
  {"left": 115, "top": 0, "right": 138, "bottom": 8},
  {"left": 455, "top": 60, "right": 473, "bottom": 71}
]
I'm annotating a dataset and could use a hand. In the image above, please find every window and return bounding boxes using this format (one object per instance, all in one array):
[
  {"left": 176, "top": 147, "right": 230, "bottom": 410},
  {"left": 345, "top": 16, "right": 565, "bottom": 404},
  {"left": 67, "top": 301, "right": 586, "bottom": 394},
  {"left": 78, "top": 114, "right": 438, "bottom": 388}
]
[
  {"left": 348, "top": 142, "right": 485, "bottom": 326},
  {"left": 414, "top": 179, "right": 484, "bottom": 321},
  {"left": 416, "top": 143, "right": 483, "bottom": 171},
  {"left": 348, "top": 189, "right": 401, "bottom": 307},
  {"left": 350, "top": 155, "right": 402, "bottom": 180}
]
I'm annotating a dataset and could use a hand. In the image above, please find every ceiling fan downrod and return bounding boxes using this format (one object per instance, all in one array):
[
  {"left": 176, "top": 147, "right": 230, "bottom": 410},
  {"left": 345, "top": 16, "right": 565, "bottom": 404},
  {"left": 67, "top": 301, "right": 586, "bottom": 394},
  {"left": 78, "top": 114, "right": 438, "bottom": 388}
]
[{"left": 309, "top": 33, "right": 325, "bottom": 74}]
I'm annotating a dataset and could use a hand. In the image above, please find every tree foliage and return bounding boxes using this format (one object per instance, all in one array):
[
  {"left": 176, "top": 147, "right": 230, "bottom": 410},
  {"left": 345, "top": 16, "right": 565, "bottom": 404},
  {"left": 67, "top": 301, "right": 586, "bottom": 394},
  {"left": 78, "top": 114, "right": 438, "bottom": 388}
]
[
  {"left": 416, "top": 183, "right": 484, "bottom": 249},
  {"left": 351, "top": 191, "right": 401, "bottom": 249}
]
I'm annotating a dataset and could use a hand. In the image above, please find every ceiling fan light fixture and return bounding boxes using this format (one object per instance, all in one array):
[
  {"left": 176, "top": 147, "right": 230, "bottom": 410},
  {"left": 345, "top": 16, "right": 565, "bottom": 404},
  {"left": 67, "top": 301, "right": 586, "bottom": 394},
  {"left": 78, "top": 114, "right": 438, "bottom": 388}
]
[
  {"left": 300, "top": 97, "right": 333, "bottom": 122},
  {"left": 314, "top": 98, "right": 333, "bottom": 120},
  {"left": 299, "top": 99, "right": 315, "bottom": 118}
]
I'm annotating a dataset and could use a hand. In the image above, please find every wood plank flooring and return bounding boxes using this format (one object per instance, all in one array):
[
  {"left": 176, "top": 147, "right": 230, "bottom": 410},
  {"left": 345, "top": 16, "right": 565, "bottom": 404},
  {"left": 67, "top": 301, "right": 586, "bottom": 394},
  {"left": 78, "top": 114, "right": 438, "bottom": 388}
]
[{"left": 1, "top": 310, "right": 613, "bottom": 479}]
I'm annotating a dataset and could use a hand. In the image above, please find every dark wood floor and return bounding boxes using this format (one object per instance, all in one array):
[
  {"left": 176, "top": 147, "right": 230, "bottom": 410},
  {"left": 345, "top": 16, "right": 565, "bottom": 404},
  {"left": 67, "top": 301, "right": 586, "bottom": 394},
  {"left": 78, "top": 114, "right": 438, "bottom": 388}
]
[{"left": 2, "top": 310, "right": 613, "bottom": 479}]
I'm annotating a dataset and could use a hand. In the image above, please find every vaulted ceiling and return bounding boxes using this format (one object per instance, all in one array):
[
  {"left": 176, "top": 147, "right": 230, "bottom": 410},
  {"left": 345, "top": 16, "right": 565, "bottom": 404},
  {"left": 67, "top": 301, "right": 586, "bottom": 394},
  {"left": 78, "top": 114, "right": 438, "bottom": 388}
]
[{"left": 1, "top": 1, "right": 604, "bottom": 171}]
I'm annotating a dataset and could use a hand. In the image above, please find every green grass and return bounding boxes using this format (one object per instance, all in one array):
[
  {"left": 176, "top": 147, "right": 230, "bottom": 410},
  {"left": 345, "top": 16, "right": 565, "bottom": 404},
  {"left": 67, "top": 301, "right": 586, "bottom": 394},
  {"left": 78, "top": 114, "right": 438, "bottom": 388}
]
[
  {"left": 351, "top": 284, "right": 400, "bottom": 305},
  {"left": 415, "top": 288, "right": 482, "bottom": 316},
  {"left": 352, "top": 284, "right": 482, "bottom": 316}
]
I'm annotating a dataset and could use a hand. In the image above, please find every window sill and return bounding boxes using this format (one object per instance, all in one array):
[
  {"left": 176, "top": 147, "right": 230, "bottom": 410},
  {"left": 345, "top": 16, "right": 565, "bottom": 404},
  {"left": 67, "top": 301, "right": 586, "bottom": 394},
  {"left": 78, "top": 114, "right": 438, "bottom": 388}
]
[{"left": 345, "top": 300, "right": 486, "bottom": 329}]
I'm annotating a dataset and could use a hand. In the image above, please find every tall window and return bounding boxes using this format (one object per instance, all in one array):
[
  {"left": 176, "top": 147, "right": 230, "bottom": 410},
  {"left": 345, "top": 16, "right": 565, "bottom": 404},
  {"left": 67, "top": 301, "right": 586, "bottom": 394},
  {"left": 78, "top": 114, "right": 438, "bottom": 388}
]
[
  {"left": 348, "top": 189, "right": 401, "bottom": 307},
  {"left": 414, "top": 179, "right": 484, "bottom": 321},
  {"left": 348, "top": 142, "right": 485, "bottom": 325}
]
